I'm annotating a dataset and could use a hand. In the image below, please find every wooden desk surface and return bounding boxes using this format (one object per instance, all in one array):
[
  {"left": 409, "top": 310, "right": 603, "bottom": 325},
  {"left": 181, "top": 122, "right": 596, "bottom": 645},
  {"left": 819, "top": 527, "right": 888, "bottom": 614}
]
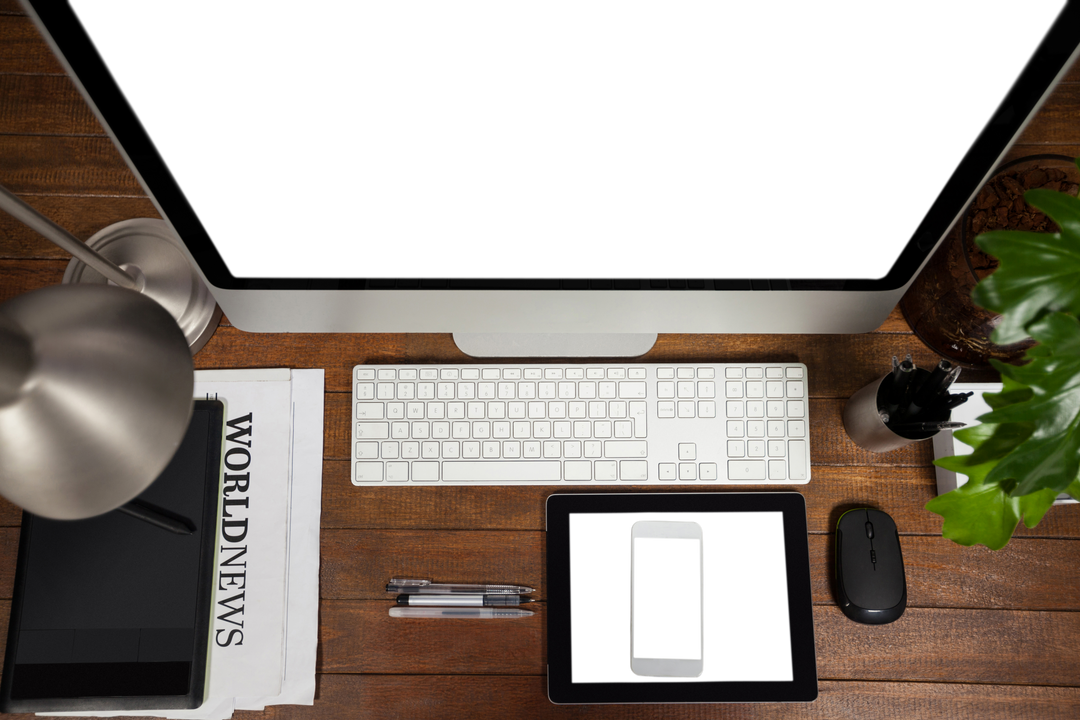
[{"left": 3, "top": 5, "right": 1080, "bottom": 717}]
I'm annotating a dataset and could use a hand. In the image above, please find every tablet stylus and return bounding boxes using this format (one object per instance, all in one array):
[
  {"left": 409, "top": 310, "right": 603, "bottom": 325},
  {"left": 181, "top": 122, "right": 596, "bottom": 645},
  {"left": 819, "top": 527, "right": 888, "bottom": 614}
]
[
  {"left": 396, "top": 594, "right": 534, "bottom": 607},
  {"left": 389, "top": 607, "right": 534, "bottom": 619}
]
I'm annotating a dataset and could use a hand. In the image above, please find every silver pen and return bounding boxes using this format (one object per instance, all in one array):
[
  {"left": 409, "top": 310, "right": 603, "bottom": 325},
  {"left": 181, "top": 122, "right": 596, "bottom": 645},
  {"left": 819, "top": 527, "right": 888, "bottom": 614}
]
[
  {"left": 389, "top": 607, "right": 534, "bottom": 619},
  {"left": 396, "top": 594, "right": 534, "bottom": 607},
  {"left": 386, "top": 577, "right": 535, "bottom": 595}
]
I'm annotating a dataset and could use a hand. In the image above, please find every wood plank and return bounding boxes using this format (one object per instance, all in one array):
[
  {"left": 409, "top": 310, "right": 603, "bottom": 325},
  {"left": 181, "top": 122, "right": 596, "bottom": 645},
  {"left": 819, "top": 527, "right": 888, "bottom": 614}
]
[
  {"left": 0, "top": 258, "right": 65, "bottom": 303},
  {"left": 1016, "top": 83, "right": 1080, "bottom": 145},
  {"left": 0, "top": 198, "right": 160, "bottom": 259},
  {"left": 808, "top": 534, "right": 1080, "bottom": 611},
  {"left": 0, "top": 74, "right": 103, "bottom": 135},
  {"left": 255, "top": 676, "right": 1080, "bottom": 720},
  {"left": 319, "top": 464, "right": 1080, "bottom": 539},
  {"left": 0, "top": 136, "right": 143, "bottom": 196},
  {"left": 0, "top": 16, "right": 64, "bottom": 75},
  {"left": 317, "top": 601, "right": 1080, "bottom": 686},
  {"left": 320, "top": 529, "right": 544, "bottom": 602},
  {"left": 1006, "top": 143, "right": 1080, "bottom": 160},
  {"left": 319, "top": 529, "right": 1080, "bottom": 611},
  {"left": 814, "top": 605, "right": 1080, "bottom": 685}
]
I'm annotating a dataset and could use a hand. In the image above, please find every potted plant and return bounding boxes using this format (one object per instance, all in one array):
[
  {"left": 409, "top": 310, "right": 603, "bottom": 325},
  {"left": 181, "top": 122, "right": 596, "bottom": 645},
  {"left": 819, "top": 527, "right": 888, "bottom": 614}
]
[{"left": 926, "top": 158, "right": 1080, "bottom": 550}]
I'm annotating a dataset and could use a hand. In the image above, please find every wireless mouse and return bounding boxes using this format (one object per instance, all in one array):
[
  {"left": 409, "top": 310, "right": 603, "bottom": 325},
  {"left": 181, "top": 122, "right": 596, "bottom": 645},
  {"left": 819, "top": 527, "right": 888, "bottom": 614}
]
[{"left": 835, "top": 508, "right": 906, "bottom": 624}]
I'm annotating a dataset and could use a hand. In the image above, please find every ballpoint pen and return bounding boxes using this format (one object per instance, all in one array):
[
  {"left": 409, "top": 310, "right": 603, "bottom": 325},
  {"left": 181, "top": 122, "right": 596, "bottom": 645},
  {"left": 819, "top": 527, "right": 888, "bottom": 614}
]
[
  {"left": 396, "top": 594, "right": 534, "bottom": 607},
  {"left": 389, "top": 607, "right": 534, "bottom": 619},
  {"left": 386, "top": 578, "right": 535, "bottom": 595}
]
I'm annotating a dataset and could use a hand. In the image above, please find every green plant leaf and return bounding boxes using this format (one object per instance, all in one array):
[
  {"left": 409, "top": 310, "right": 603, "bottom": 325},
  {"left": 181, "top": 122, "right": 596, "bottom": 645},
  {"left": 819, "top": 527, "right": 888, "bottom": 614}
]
[
  {"left": 977, "top": 312, "right": 1080, "bottom": 496},
  {"left": 926, "top": 477, "right": 1021, "bottom": 551},
  {"left": 1067, "top": 480, "right": 1080, "bottom": 502},
  {"left": 930, "top": 423, "right": 1021, "bottom": 549},
  {"left": 971, "top": 189, "right": 1080, "bottom": 344},
  {"left": 1017, "top": 488, "right": 1060, "bottom": 529}
]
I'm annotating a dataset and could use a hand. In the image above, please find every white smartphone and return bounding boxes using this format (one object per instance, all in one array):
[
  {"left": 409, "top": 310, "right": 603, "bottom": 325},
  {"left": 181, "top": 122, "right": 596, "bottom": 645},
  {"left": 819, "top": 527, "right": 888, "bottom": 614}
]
[{"left": 630, "top": 520, "right": 704, "bottom": 677}]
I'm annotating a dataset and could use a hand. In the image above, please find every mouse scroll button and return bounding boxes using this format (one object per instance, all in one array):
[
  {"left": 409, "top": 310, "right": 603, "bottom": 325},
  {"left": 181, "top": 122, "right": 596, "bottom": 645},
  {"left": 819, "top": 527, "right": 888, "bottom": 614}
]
[
  {"left": 871, "top": 549, "right": 877, "bottom": 564},
  {"left": 865, "top": 522, "right": 875, "bottom": 539}
]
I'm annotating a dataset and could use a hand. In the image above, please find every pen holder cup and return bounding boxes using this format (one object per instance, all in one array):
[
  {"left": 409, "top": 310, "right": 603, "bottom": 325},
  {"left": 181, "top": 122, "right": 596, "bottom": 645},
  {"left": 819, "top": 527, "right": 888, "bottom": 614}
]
[{"left": 843, "top": 372, "right": 941, "bottom": 453}]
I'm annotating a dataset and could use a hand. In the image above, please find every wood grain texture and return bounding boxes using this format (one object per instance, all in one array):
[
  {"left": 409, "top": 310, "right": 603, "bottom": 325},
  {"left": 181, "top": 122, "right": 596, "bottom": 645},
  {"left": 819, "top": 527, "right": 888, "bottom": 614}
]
[
  {"left": 318, "top": 529, "right": 1080, "bottom": 611},
  {"left": 315, "top": 601, "right": 1080, "bottom": 687},
  {"left": 0, "top": 197, "right": 160, "bottom": 258},
  {"left": 247, "top": 677, "right": 1080, "bottom": 720}
]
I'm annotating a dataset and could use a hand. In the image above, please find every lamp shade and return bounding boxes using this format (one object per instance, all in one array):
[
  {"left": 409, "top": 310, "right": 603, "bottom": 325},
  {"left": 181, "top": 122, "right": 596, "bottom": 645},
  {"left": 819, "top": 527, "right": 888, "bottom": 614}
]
[{"left": 0, "top": 284, "right": 194, "bottom": 519}]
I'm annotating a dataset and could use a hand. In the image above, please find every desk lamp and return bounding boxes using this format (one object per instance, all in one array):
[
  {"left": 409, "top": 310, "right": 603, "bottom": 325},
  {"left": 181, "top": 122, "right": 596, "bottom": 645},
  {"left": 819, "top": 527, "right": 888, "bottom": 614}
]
[
  {"left": 0, "top": 186, "right": 203, "bottom": 522},
  {"left": 0, "top": 185, "right": 220, "bottom": 354}
]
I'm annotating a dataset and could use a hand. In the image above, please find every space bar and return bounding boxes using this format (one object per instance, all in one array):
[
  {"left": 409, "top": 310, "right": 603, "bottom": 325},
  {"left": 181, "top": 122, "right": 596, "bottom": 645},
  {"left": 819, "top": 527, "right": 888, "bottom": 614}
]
[{"left": 442, "top": 461, "right": 562, "bottom": 482}]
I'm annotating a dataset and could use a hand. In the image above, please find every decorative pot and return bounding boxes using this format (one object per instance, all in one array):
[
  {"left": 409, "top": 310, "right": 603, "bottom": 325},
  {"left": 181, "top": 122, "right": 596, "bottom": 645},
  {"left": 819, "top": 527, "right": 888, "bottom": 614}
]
[{"left": 900, "top": 154, "right": 1079, "bottom": 368}]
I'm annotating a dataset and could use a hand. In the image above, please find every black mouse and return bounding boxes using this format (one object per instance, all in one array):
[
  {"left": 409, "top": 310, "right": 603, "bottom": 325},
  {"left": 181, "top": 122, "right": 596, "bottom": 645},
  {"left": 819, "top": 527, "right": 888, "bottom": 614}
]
[{"left": 835, "top": 508, "right": 906, "bottom": 624}]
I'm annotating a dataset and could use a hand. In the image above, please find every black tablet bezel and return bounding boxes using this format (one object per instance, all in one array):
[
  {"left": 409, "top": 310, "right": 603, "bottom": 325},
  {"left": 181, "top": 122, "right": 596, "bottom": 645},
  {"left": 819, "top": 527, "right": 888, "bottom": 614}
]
[
  {"left": 0, "top": 401, "right": 224, "bottom": 713},
  {"left": 545, "top": 492, "right": 817, "bottom": 704}
]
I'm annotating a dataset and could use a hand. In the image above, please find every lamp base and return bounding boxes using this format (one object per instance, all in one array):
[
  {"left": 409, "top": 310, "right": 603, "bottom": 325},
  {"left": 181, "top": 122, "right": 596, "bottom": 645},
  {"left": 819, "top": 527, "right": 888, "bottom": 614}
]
[{"left": 63, "top": 219, "right": 221, "bottom": 354}]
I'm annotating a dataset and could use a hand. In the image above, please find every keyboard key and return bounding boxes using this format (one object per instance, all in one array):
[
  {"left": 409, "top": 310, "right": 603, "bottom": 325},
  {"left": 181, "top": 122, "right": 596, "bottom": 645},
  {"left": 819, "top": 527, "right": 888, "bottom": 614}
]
[
  {"left": 747, "top": 420, "right": 765, "bottom": 437},
  {"left": 595, "top": 461, "right": 618, "bottom": 481},
  {"left": 727, "top": 440, "right": 745, "bottom": 457},
  {"left": 546, "top": 367, "right": 565, "bottom": 379},
  {"left": 525, "top": 368, "right": 542, "bottom": 379},
  {"left": 402, "top": 442, "right": 420, "bottom": 459},
  {"left": 657, "top": 401, "right": 675, "bottom": 418},
  {"left": 727, "top": 420, "right": 744, "bottom": 437},
  {"left": 443, "top": 461, "right": 560, "bottom": 482},
  {"left": 567, "top": 368, "right": 585, "bottom": 379},
  {"left": 679, "top": 443, "right": 696, "bottom": 460},
  {"left": 698, "top": 368, "right": 715, "bottom": 379},
  {"left": 621, "top": 460, "right": 648, "bottom": 480},
  {"left": 746, "top": 367, "right": 764, "bottom": 379},
  {"left": 605, "top": 441, "right": 648, "bottom": 458},
  {"left": 378, "top": 368, "right": 397, "bottom": 380},
  {"left": 787, "top": 380, "right": 805, "bottom": 398},
  {"left": 461, "top": 368, "right": 480, "bottom": 380},
  {"left": 725, "top": 367, "right": 743, "bottom": 379},
  {"left": 503, "top": 441, "right": 521, "bottom": 458},
  {"left": 788, "top": 420, "right": 806, "bottom": 437},
  {"left": 767, "top": 420, "right": 785, "bottom": 437},
  {"left": 524, "top": 441, "right": 541, "bottom": 458},
  {"left": 659, "top": 463, "right": 677, "bottom": 480},
  {"left": 629, "top": 368, "right": 647, "bottom": 379},
  {"left": 356, "top": 402, "right": 384, "bottom": 419},
  {"left": 658, "top": 382, "right": 676, "bottom": 399},
  {"left": 565, "top": 460, "right": 592, "bottom": 481},
  {"left": 629, "top": 402, "right": 647, "bottom": 437},
  {"left": 747, "top": 440, "right": 765, "bottom": 457},
  {"left": 356, "top": 368, "right": 375, "bottom": 380},
  {"left": 564, "top": 440, "right": 581, "bottom": 458},
  {"left": 422, "top": 442, "right": 440, "bottom": 459},
  {"left": 767, "top": 400, "right": 785, "bottom": 418},
  {"left": 382, "top": 441, "right": 399, "bottom": 459},
  {"left": 377, "top": 383, "right": 396, "bottom": 400},
  {"left": 700, "top": 463, "right": 717, "bottom": 480},
  {"left": 677, "top": 367, "right": 694, "bottom": 379},
  {"left": 584, "top": 441, "right": 602, "bottom": 458},
  {"left": 412, "top": 462, "right": 440, "bottom": 482},
  {"left": 698, "top": 401, "right": 716, "bottom": 418},
  {"left": 729, "top": 460, "right": 767, "bottom": 480},
  {"left": 607, "top": 368, "right": 625, "bottom": 379},
  {"left": 677, "top": 401, "right": 695, "bottom": 418},
  {"left": 727, "top": 401, "right": 745, "bottom": 417},
  {"left": 463, "top": 441, "right": 480, "bottom": 459},
  {"left": 679, "top": 463, "right": 697, "bottom": 480},
  {"left": 599, "top": 382, "right": 617, "bottom": 399},
  {"left": 786, "top": 366, "right": 804, "bottom": 378},
  {"left": 766, "top": 381, "right": 784, "bottom": 398},
  {"left": 725, "top": 382, "right": 743, "bottom": 398},
  {"left": 355, "top": 442, "right": 379, "bottom": 459},
  {"left": 788, "top": 400, "right": 805, "bottom": 417},
  {"left": 356, "top": 422, "right": 390, "bottom": 439},
  {"left": 482, "top": 368, "right": 501, "bottom": 379},
  {"left": 587, "top": 368, "right": 605, "bottom": 379},
  {"left": 746, "top": 400, "right": 765, "bottom": 417},
  {"left": 746, "top": 381, "right": 764, "bottom": 398},
  {"left": 769, "top": 460, "right": 787, "bottom": 480},
  {"left": 698, "top": 381, "right": 715, "bottom": 398},
  {"left": 420, "top": 369, "right": 439, "bottom": 379},
  {"left": 440, "top": 368, "right": 459, "bottom": 380},
  {"left": 483, "top": 441, "right": 501, "bottom": 458},
  {"left": 657, "top": 368, "right": 675, "bottom": 379},
  {"left": 766, "top": 367, "right": 783, "bottom": 378},
  {"left": 614, "top": 421, "right": 633, "bottom": 438},
  {"left": 619, "top": 381, "right": 647, "bottom": 398},
  {"left": 386, "top": 462, "right": 409, "bottom": 482},
  {"left": 388, "top": 403, "right": 405, "bottom": 419},
  {"left": 789, "top": 440, "right": 808, "bottom": 480},
  {"left": 442, "top": 441, "right": 460, "bottom": 459},
  {"left": 678, "top": 381, "right": 695, "bottom": 398},
  {"left": 768, "top": 440, "right": 785, "bottom": 457},
  {"left": 354, "top": 462, "right": 384, "bottom": 483},
  {"left": 356, "top": 383, "right": 375, "bottom": 400}
]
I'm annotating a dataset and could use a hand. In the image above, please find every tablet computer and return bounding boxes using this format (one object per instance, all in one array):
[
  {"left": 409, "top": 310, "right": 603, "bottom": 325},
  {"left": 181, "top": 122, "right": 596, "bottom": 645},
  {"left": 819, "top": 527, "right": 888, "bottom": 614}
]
[
  {"left": 0, "top": 400, "right": 224, "bottom": 713},
  {"left": 546, "top": 492, "right": 817, "bottom": 704}
]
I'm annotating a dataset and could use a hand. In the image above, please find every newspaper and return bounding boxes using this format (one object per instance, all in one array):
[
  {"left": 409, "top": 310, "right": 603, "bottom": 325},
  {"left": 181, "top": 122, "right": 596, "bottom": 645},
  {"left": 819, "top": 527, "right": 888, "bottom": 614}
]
[{"left": 44, "top": 369, "right": 323, "bottom": 719}]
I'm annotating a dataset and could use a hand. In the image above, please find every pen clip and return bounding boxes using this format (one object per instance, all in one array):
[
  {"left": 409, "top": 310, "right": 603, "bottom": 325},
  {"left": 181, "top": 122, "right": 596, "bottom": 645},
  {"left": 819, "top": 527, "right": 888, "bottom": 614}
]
[{"left": 387, "top": 578, "right": 431, "bottom": 587}]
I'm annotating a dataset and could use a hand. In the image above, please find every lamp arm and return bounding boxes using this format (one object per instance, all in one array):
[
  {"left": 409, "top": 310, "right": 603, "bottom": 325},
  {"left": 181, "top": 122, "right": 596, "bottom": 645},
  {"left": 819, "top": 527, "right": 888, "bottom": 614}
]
[{"left": 0, "top": 184, "right": 139, "bottom": 290}]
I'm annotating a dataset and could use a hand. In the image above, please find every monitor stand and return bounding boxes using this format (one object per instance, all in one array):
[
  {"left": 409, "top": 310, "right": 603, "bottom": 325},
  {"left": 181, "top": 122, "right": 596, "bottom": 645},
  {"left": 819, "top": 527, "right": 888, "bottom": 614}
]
[{"left": 453, "top": 333, "right": 658, "bottom": 358}]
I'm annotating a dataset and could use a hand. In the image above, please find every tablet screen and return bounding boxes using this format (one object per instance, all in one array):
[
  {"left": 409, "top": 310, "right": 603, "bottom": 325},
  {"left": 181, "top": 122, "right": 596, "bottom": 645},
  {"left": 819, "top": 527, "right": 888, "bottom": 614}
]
[{"left": 574, "top": 515, "right": 786, "bottom": 677}]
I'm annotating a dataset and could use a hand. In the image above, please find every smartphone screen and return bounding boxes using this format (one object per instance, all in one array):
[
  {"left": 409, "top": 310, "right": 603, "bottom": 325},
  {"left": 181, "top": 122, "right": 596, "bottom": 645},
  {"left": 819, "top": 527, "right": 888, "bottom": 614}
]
[{"left": 635, "top": 539, "right": 695, "bottom": 660}]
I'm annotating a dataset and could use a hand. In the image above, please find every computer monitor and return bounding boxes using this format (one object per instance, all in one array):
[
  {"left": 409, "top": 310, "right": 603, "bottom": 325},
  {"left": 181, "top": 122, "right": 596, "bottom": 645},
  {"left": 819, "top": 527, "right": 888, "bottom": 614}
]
[{"left": 22, "top": 1, "right": 1080, "bottom": 356}]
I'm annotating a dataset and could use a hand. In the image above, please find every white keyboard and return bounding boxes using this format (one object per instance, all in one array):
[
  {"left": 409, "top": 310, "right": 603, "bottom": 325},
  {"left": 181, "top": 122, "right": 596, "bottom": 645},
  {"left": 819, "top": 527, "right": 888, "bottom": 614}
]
[{"left": 351, "top": 363, "right": 810, "bottom": 485}]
